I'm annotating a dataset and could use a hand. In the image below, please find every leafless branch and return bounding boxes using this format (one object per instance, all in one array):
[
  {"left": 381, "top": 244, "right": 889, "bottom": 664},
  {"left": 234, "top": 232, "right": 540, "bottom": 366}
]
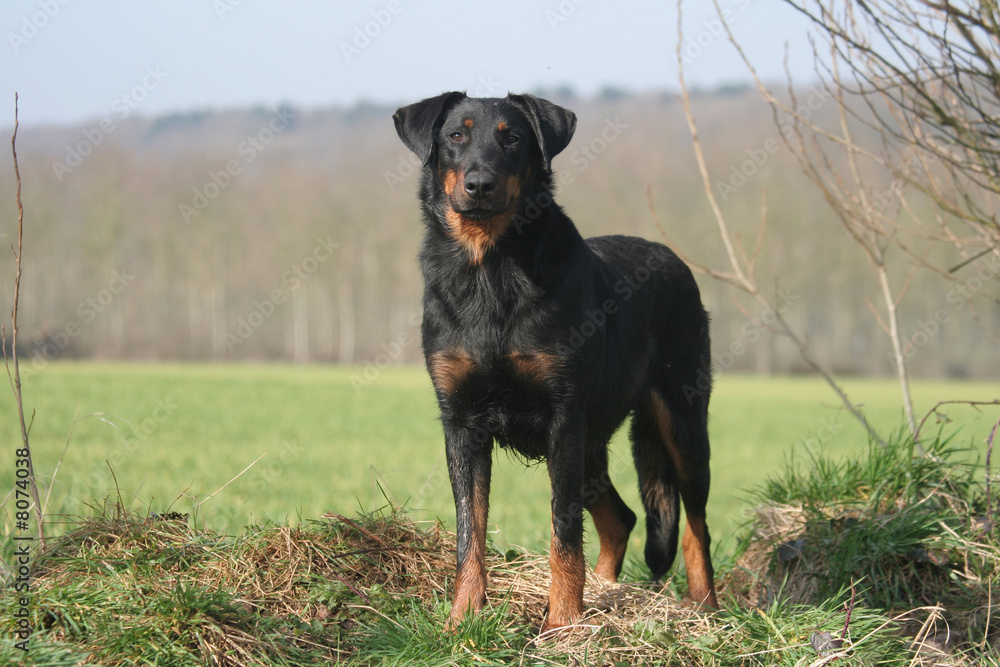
[
  {"left": 674, "top": 1, "right": 887, "bottom": 446},
  {"left": 5, "top": 93, "right": 45, "bottom": 547}
]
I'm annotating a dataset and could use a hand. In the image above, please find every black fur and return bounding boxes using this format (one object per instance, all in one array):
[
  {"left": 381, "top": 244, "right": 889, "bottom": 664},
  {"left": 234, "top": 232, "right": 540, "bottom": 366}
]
[{"left": 393, "top": 92, "right": 717, "bottom": 630}]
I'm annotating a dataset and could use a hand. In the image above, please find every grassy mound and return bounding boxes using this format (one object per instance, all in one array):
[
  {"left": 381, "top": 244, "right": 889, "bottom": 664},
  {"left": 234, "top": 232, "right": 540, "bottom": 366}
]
[
  {"left": 730, "top": 428, "right": 1000, "bottom": 663},
  {"left": 2, "top": 428, "right": 998, "bottom": 665}
]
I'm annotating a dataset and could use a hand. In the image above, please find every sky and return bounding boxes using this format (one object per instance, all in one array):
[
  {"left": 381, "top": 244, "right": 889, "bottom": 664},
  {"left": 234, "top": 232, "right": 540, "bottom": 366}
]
[{"left": 1, "top": 0, "right": 818, "bottom": 127}]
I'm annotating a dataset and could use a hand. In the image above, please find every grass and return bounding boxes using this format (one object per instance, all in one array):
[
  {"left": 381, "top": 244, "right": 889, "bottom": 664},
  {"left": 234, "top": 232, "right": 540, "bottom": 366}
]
[
  {"left": 739, "top": 428, "right": 998, "bottom": 606},
  {"left": 1, "top": 363, "right": 997, "bottom": 562},
  {"left": 1, "top": 427, "right": 998, "bottom": 664},
  {"left": 0, "top": 363, "right": 997, "bottom": 664}
]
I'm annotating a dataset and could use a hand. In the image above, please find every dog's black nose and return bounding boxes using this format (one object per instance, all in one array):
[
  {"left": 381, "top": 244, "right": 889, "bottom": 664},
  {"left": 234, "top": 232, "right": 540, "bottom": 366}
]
[{"left": 464, "top": 172, "right": 496, "bottom": 199}]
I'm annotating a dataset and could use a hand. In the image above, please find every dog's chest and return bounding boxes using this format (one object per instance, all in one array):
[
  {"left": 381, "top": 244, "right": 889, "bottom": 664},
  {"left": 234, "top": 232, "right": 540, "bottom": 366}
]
[{"left": 428, "top": 349, "right": 563, "bottom": 457}]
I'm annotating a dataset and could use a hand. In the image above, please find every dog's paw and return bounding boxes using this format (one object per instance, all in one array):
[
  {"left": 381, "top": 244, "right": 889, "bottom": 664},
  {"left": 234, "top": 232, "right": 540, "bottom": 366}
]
[
  {"left": 538, "top": 606, "right": 584, "bottom": 637},
  {"left": 681, "top": 592, "right": 720, "bottom": 613}
]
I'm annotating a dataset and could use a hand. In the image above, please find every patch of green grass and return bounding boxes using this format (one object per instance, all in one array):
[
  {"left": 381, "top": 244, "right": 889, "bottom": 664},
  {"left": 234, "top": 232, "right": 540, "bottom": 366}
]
[
  {"left": 354, "top": 597, "right": 528, "bottom": 667},
  {"left": 735, "top": 427, "right": 1000, "bottom": 660},
  {"left": 0, "top": 363, "right": 996, "bottom": 569},
  {"left": 715, "top": 594, "right": 913, "bottom": 666}
]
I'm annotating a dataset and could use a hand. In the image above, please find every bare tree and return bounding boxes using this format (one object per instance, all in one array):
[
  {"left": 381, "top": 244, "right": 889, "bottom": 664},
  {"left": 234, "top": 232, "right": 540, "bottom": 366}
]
[
  {"left": 686, "top": 0, "right": 1000, "bottom": 439},
  {"left": 785, "top": 0, "right": 1000, "bottom": 265},
  {"left": 672, "top": 2, "right": 888, "bottom": 445}
]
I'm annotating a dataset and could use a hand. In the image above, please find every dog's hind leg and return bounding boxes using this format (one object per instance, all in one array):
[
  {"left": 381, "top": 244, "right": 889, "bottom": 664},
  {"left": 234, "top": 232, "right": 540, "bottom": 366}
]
[
  {"left": 639, "top": 390, "right": 718, "bottom": 608},
  {"left": 583, "top": 450, "right": 636, "bottom": 582}
]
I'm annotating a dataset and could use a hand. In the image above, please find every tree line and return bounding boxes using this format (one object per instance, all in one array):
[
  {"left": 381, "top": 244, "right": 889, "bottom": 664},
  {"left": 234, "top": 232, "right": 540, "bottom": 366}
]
[{"left": 0, "top": 89, "right": 996, "bottom": 378}]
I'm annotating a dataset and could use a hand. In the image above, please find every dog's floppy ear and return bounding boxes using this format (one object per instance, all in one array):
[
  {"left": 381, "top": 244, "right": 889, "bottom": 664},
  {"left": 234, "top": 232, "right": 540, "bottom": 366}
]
[
  {"left": 508, "top": 94, "right": 577, "bottom": 173},
  {"left": 393, "top": 91, "right": 467, "bottom": 165}
]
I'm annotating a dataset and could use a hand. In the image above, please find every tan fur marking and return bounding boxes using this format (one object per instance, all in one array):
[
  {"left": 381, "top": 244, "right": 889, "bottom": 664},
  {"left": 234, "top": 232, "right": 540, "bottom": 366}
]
[
  {"left": 649, "top": 391, "right": 685, "bottom": 479},
  {"left": 543, "top": 530, "right": 586, "bottom": 632},
  {"left": 504, "top": 173, "right": 521, "bottom": 199},
  {"left": 648, "top": 391, "right": 717, "bottom": 607},
  {"left": 440, "top": 168, "right": 521, "bottom": 266},
  {"left": 443, "top": 208, "right": 513, "bottom": 266},
  {"left": 427, "top": 350, "right": 476, "bottom": 396},
  {"left": 588, "top": 495, "right": 631, "bottom": 582},
  {"left": 463, "top": 118, "right": 474, "bottom": 128},
  {"left": 682, "top": 516, "right": 718, "bottom": 608},
  {"left": 443, "top": 169, "right": 460, "bottom": 197},
  {"left": 508, "top": 352, "right": 561, "bottom": 383},
  {"left": 447, "top": 485, "right": 489, "bottom": 629},
  {"left": 635, "top": 392, "right": 681, "bottom": 513},
  {"left": 497, "top": 121, "right": 507, "bottom": 131}
]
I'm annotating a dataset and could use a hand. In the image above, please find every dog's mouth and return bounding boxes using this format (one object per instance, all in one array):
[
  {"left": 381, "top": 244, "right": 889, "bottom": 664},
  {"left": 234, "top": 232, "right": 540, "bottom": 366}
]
[{"left": 450, "top": 201, "right": 513, "bottom": 222}]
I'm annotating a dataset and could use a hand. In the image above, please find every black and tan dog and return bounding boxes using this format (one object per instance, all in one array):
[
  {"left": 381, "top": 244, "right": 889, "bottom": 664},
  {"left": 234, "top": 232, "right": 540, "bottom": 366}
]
[{"left": 393, "top": 92, "right": 717, "bottom": 632}]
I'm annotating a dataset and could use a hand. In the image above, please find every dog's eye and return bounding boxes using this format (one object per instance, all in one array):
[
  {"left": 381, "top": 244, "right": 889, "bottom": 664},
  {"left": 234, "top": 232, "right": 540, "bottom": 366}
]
[
  {"left": 504, "top": 134, "right": 520, "bottom": 147},
  {"left": 449, "top": 132, "right": 464, "bottom": 142}
]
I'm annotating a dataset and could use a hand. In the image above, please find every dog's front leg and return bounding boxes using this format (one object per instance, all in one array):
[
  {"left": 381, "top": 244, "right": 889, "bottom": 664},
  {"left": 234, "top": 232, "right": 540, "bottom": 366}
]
[
  {"left": 444, "top": 424, "right": 493, "bottom": 630},
  {"left": 541, "top": 424, "right": 586, "bottom": 633}
]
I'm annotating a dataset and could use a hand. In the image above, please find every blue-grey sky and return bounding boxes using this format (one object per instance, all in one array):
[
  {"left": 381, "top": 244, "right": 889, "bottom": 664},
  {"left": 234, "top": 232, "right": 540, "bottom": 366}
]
[{"left": 2, "top": 0, "right": 816, "bottom": 127}]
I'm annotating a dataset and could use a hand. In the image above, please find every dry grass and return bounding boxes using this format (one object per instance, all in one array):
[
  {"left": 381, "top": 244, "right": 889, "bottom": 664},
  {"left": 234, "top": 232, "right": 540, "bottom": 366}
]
[
  {"left": 13, "top": 502, "right": 728, "bottom": 665},
  {"left": 32, "top": 505, "right": 461, "bottom": 664}
]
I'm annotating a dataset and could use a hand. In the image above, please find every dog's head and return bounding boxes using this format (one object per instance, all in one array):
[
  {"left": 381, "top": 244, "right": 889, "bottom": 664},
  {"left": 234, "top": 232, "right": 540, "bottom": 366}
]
[{"left": 393, "top": 93, "right": 576, "bottom": 264}]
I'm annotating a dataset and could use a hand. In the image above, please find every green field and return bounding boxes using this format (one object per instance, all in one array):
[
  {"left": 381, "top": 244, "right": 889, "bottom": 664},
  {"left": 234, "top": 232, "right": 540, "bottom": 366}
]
[{"left": 1, "top": 363, "right": 997, "bottom": 566}]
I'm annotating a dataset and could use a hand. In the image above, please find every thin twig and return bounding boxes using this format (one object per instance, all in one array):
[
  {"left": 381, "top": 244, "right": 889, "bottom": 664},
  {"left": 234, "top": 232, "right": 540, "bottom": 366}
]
[
  {"left": 914, "top": 399, "right": 1000, "bottom": 441},
  {"left": 329, "top": 569, "right": 371, "bottom": 605},
  {"left": 840, "top": 581, "right": 856, "bottom": 640},
  {"left": 948, "top": 246, "right": 997, "bottom": 274},
  {"left": 5, "top": 93, "right": 45, "bottom": 548},
  {"left": 323, "top": 512, "right": 390, "bottom": 548},
  {"left": 42, "top": 402, "right": 83, "bottom": 516},
  {"left": 987, "top": 416, "right": 999, "bottom": 528},
  {"left": 197, "top": 453, "right": 267, "bottom": 507}
]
